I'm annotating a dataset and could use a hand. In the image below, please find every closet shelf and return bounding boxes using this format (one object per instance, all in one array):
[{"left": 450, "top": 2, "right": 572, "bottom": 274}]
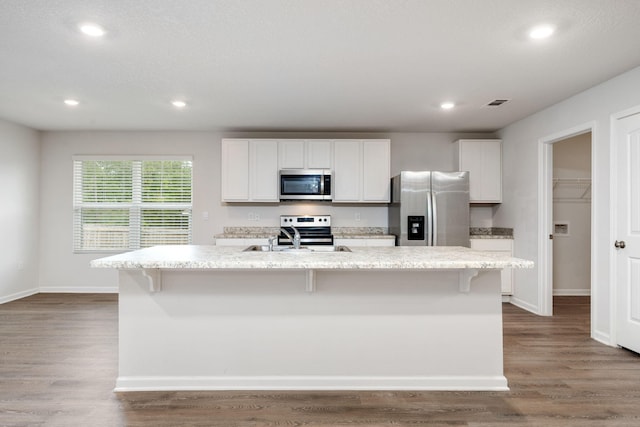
[{"left": 553, "top": 178, "right": 591, "bottom": 202}]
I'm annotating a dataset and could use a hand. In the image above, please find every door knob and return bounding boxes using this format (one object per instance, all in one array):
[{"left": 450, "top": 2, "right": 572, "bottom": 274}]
[{"left": 615, "top": 240, "right": 626, "bottom": 249}]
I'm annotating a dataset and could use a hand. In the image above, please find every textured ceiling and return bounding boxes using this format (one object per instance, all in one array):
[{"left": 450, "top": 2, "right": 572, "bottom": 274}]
[{"left": 1, "top": 0, "right": 640, "bottom": 132}]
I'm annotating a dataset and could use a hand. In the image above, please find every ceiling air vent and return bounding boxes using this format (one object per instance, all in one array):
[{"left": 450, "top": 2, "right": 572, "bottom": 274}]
[{"left": 486, "top": 99, "right": 510, "bottom": 107}]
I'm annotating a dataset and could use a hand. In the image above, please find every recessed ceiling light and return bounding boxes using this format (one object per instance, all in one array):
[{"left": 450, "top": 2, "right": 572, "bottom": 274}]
[
  {"left": 64, "top": 99, "right": 79, "bottom": 106},
  {"left": 172, "top": 100, "right": 187, "bottom": 108},
  {"left": 440, "top": 102, "right": 455, "bottom": 110},
  {"left": 79, "top": 23, "right": 106, "bottom": 37},
  {"left": 529, "top": 25, "right": 554, "bottom": 40}
]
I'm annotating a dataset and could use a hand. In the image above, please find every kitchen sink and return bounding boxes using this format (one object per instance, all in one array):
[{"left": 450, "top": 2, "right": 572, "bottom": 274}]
[{"left": 243, "top": 245, "right": 351, "bottom": 253}]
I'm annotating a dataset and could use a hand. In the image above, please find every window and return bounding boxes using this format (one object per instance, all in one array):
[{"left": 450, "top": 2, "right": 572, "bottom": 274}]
[{"left": 73, "top": 156, "right": 193, "bottom": 252}]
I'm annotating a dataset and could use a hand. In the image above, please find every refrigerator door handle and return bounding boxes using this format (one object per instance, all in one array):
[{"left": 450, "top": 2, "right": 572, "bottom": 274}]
[
  {"left": 426, "top": 190, "right": 434, "bottom": 246},
  {"left": 431, "top": 190, "right": 437, "bottom": 246}
]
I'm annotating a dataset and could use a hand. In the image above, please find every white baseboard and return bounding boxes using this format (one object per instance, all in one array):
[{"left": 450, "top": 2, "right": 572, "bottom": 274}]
[
  {"left": 553, "top": 289, "right": 591, "bottom": 296},
  {"left": 592, "top": 329, "right": 613, "bottom": 347},
  {"left": 39, "top": 286, "right": 118, "bottom": 293},
  {"left": 0, "top": 288, "right": 39, "bottom": 304},
  {"left": 509, "top": 296, "right": 539, "bottom": 314},
  {"left": 114, "top": 375, "right": 509, "bottom": 392}
]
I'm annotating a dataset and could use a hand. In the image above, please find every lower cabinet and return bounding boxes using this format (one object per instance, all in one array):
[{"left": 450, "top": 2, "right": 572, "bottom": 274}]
[
  {"left": 470, "top": 239, "right": 514, "bottom": 295},
  {"left": 215, "top": 238, "right": 269, "bottom": 247},
  {"left": 334, "top": 238, "right": 395, "bottom": 247}
]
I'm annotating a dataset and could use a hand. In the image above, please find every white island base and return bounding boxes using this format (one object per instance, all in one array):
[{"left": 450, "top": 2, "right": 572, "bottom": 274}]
[{"left": 115, "top": 268, "right": 507, "bottom": 392}]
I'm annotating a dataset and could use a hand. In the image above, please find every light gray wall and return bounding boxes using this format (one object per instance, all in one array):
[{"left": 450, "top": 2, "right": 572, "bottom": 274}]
[
  {"left": 496, "top": 65, "right": 640, "bottom": 344},
  {"left": 38, "top": 130, "right": 494, "bottom": 291},
  {"left": 553, "top": 133, "right": 591, "bottom": 295},
  {"left": 0, "top": 118, "right": 40, "bottom": 303}
]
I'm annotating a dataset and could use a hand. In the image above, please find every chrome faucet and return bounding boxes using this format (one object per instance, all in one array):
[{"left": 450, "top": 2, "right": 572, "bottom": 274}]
[
  {"left": 280, "top": 226, "right": 301, "bottom": 249},
  {"left": 268, "top": 235, "right": 277, "bottom": 251}
]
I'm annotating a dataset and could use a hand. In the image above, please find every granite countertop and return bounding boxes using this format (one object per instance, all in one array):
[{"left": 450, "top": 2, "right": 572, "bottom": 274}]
[
  {"left": 91, "top": 245, "right": 533, "bottom": 270},
  {"left": 215, "top": 227, "right": 395, "bottom": 240},
  {"left": 469, "top": 227, "right": 514, "bottom": 239}
]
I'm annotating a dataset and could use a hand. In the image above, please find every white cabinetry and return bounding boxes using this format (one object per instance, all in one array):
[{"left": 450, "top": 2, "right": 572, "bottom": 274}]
[
  {"left": 221, "top": 139, "right": 278, "bottom": 202},
  {"left": 470, "top": 238, "right": 513, "bottom": 295},
  {"left": 221, "top": 138, "right": 389, "bottom": 203},
  {"left": 215, "top": 238, "right": 269, "bottom": 246},
  {"left": 278, "top": 139, "right": 332, "bottom": 169},
  {"left": 458, "top": 139, "right": 502, "bottom": 203},
  {"left": 333, "top": 139, "right": 390, "bottom": 203},
  {"left": 334, "top": 238, "right": 395, "bottom": 247}
]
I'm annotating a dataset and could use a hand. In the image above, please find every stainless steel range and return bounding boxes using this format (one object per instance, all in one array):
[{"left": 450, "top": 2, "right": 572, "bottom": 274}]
[{"left": 278, "top": 215, "right": 333, "bottom": 246}]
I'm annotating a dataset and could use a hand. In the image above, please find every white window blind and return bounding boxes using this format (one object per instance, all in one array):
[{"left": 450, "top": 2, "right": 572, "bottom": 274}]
[{"left": 73, "top": 158, "right": 193, "bottom": 252}]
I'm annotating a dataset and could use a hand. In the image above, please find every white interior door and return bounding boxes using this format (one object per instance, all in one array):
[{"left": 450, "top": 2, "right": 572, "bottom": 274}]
[{"left": 615, "top": 111, "right": 640, "bottom": 353}]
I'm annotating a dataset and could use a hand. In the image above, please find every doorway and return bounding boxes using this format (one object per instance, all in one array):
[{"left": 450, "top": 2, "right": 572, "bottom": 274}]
[
  {"left": 552, "top": 134, "right": 592, "bottom": 300},
  {"left": 538, "top": 122, "right": 595, "bottom": 320}
]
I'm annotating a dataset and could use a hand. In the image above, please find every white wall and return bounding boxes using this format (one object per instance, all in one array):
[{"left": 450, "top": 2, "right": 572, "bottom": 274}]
[
  {"left": 553, "top": 133, "right": 591, "bottom": 295},
  {"left": 38, "top": 130, "right": 495, "bottom": 291},
  {"left": 0, "top": 119, "right": 40, "bottom": 303},
  {"left": 495, "top": 65, "right": 640, "bottom": 343},
  {"left": 39, "top": 131, "right": 220, "bottom": 292}
]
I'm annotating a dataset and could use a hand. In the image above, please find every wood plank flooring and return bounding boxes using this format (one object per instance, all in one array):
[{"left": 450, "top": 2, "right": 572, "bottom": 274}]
[{"left": 1, "top": 294, "right": 639, "bottom": 426}]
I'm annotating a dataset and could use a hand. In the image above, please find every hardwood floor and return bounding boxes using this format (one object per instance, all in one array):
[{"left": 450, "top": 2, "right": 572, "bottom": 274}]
[{"left": 1, "top": 294, "right": 639, "bottom": 426}]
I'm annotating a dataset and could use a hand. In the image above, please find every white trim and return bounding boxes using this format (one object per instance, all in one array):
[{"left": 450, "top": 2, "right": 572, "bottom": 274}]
[
  {"left": 553, "top": 289, "right": 591, "bottom": 296},
  {"left": 509, "top": 295, "right": 539, "bottom": 313},
  {"left": 538, "top": 122, "right": 595, "bottom": 319},
  {"left": 114, "top": 375, "right": 509, "bottom": 392},
  {"left": 609, "top": 104, "right": 640, "bottom": 347},
  {"left": 38, "top": 287, "right": 118, "bottom": 293},
  {"left": 72, "top": 154, "right": 193, "bottom": 161},
  {"left": 592, "top": 329, "right": 611, "bottom": 347},
  {"left": 0, "top": 288, "right": 39, "bottom": 304},
  {"left": 538, "top": 139, "right": 553, "bottom": 316}
]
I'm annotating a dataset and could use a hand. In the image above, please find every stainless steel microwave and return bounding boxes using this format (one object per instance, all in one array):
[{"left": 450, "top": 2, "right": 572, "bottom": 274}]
[{"left": 279, "top": 169, "right": 332, "bottom": 201}]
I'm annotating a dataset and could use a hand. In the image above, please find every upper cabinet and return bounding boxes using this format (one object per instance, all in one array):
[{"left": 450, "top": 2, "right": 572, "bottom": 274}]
[
  {"left": 333, "top": 139, "right": 390, "bottom": 203},
  {"left": 222, "top": 138, "right": 390, "bottom": 203},
  {"left": 221, "top": 139, "right": 279, "bottom": 202},
  {"left": 278, "top": 139, "right": 332, "bottom": 169},
  {"left": 457, "top": 139, "right": 502, "bottom": 203}
]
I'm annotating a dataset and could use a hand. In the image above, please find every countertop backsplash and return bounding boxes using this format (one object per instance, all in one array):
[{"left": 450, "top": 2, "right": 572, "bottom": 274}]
[
  {"left": 216, "top": 226, "right": 513, "bottom": 240},
  {"left": 215, "top": 226, "right": 391, "bottom": 239},
  {"left": 469, "top": 227, "right": 514, "bottom": 239}
]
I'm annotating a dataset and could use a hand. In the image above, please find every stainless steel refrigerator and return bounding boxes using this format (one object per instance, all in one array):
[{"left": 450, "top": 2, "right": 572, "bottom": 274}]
[{"left": 388, "top": 171, "right": 470, "bottom": 247}]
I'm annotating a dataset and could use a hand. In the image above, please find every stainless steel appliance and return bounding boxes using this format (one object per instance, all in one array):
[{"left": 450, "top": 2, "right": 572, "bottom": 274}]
[
  {"left": 388, "top": 171, "right": 470, "bottom": 247},
  {"left": 279, "top": 169, "right": 332, "bottom": 201},
  {"left": 278, "top": 215, "right": 333, "bottom": 246}
]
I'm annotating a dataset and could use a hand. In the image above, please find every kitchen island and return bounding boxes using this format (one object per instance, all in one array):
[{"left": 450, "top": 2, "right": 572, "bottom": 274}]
[{"left": 92, "top": 245, "right": 532, "bottom": 392}]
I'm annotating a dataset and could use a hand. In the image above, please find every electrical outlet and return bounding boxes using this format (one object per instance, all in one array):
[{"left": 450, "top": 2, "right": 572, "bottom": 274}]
[
  {"left": 355, "top": 212, "right": 361, "bottom": 221},
  {"left": 17, "top": 262, "right": 24, "bottom": 270},
  {"left": 255, "top": 213, "right": 260, "bottom": 221},
  {"left": 202, "top": 211, "right": 209, "bottom": 221},
  {"left": 248, "top": 212, "right": 255, "bottom": 221}
]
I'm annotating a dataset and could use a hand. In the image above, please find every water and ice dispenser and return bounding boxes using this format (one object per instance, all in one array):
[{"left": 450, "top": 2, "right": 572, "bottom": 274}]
[{"left": 407, "top": 215, "right": 425, "bottom": 240}]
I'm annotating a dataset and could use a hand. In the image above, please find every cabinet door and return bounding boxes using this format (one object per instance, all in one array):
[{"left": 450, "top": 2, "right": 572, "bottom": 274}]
[
  {"left": 480, "top": 140, "right": 502, "bottom": 202},
  {"left": 221, "top": 139, "right": 250, "bottom": 201},
  {"left": 306, "top": 140, "right": 333, "bottom": 169},
  {"left": 333, "top": 140, "right": 362, "bottom": 202},
  {"left": 278, "top": 140, "right": 305, "bottom": 169},
  {"left": 250, "top": 140, "right": 279, "bottom": 201},
  {"left": 459, "top": 139, "right": 502, "bottom": 203},
  {"left": 362, "top": 139, "right": 390, "bottom": 202}
]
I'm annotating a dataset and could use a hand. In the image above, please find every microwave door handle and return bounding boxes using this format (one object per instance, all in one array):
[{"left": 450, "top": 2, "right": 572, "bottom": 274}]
[{"left": 319, "top": 175, "right": 324, "bottom": 196}]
